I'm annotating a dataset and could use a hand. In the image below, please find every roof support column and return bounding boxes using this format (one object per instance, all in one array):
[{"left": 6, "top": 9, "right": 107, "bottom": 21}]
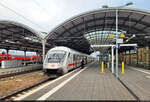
[
  {"left": 129, "top": 50, "right": 131, "bottom": 65},
  {"left": 141, "top": 48, "right": 142, "bottom": 64},
  {"left": 24, "top": 50, "right": 26, "bottom": 66},
  {"left": 40, "top": 52, "right": 42, "bottom": 64},
  {"left": 42, "top": 39, "right": 46, "bottom": 63},
  {"left": 6, "top": 49, "right": 9, "bottom": 60},
  {"left": 111, "top": 46, "right": 114, "bottom": 73},
  {"left": 36, "top": 52, "right": 38, "bottom": 64},
  {"left": 38, "top": 52, "right": 42, "bottom": 64},
  {"left": 136, "top": 47, "right": 138, "bottom": 65},
  {"left": 36, "top": 51, "right": 40, "bottom": 64},
  {"left": 148, "top": 46, "right": 150, "bottom": 69}
]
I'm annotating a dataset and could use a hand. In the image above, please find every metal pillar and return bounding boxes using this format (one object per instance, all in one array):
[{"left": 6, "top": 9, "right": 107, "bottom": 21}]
[
  {"left": 137, "top": 48, "right": 138, "bottom": 65},
  {"left": 125, "top": 51, "right": 126, "bottom": 65},
  {"left": 38, "top": 52, "right": 40, "bottom": 63},
  {"left": 115, "top": 8, "right": 119, "bottom": 78},
  {"left": 141, "top": 48, "right": 142, "bottom": 63},
  {"left": 42, "top": 39, "right": 46, "bottom": 63},
  {"left": 6, "top": 49, "right": 9, "bottom": 60},
  {"left": 149, "top": 46, "right": 150, "bottom": 69},
  {"left": 36, "top": 52, "right": 38, "bottom": 64},
  {"left": 24, "top": 50, "right": 26, "bottom": 66},
  {"left": 111, "top": 46, "right": 114, "bottom": 73},
  {"left": 40, "top": 52, "right": 42, "bottom": 64},
  {"left": 129, "top": 50, "right": 131, "bottom": 64}
]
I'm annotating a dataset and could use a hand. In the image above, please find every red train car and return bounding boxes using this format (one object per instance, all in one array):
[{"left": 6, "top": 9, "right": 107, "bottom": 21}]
[
  {"left": 0, "top": 53, "right": 12, "bottom": 62},
  {"left": 0, "top": 53, "right": 40, "bottom": 63}
]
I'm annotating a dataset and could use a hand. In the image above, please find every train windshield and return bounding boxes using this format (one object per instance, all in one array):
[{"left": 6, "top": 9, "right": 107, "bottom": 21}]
[{"left": 46, "top": 51, "right": 66, "bottom": 63}]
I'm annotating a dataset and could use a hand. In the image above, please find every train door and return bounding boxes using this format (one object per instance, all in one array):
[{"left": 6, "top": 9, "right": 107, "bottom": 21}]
[
  {"left": 77, "top": 55, "right": 79, "bottom": 68},
  {"left": 75, "top": 54, "right": 78, "bottom": 68},
  {"left": 76, "top": 55, "right": 79, "bottom": 68},
  {"left": 67, "top": 52, "right": 72, "bottom": 70},
  {"left": 70, "top": 54, "right": 73, "bottom": 69},
  {"left": 78, "top": 55, "right": 81, "bottom": 67},
  {"left": 73, "top": 54, "right": 76, "bottom": 68},
  {"left": 66, "top": 52, "right": 70, "bottom": 69},
  {"left": 75, "top": 55, "right": 77, "bottom": 68}
]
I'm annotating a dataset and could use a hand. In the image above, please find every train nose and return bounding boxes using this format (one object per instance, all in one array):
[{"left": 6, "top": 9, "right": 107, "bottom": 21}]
[
  {"left": 51, "top": 64, "right": 55, "bottom": 67},
  {"left": 44, "top": 63, "right": 62, "bottom": 69},
  {"left": 51, "top": 63, "right": 61, "bottom": 67}
]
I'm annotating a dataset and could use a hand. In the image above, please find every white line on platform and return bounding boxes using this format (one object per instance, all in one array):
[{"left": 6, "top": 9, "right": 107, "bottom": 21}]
[
  {"left": 14, "top": 68, "right": 80, "bottom": 100},
  {"left": 145, "top": 76, "right": 150, "bottom": 79},
  {"left": 14, "top": 62, "right": 94, "bottom": 100},
  {"left": 132, "top": 68, "right": 150, "bottom": 75},
  {"left": 37, "top": 67, "right": 87, "bottom": 100}
]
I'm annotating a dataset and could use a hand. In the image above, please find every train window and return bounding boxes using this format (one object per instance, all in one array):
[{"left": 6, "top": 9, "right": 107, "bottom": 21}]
[
  {"left": 73, "top": 55, "right": 76, "bottom": 61},
  {"left": 68, "top": 53, "right": 70, "bottom": 58},
  {"left": 78, "top": 55, "right": 80, "bottom": 60},
  {"left": 77, "top": 55, "right": 79, "bottom": 60},
  {"left": 46, "top": 51, "right": 66, "bottom": 63}
]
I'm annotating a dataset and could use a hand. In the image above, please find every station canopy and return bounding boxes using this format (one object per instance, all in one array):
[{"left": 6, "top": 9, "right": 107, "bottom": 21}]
[
  {"left": 0, "top": 20, "right": 51, "bottom": 53},
  {"left": 46, "top": 8, "right": 150, "bottom": 54}
]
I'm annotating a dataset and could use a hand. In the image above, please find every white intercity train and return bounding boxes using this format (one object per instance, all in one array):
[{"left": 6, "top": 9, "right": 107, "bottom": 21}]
[{"left": 43, "top": 46, "right": 94, "bottom": 75}]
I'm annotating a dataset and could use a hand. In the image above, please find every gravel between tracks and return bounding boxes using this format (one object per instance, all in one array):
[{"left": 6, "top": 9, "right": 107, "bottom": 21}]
[{"left": 0, "top": 71, "right": 48, "bottom": 96}]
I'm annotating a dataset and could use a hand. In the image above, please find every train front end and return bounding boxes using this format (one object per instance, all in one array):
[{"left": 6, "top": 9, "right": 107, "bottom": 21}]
[{"left": 43, "top": 50, "right": 67, "bottom": 75}]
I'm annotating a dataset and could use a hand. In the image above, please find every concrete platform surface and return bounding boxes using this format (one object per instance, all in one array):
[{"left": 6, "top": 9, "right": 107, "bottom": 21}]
[
  {"left": 119, "top": 65, "right": 150, "bottom": 100},
  {"left": 15, "top": 62, "right": 135, "bottom": 101}
]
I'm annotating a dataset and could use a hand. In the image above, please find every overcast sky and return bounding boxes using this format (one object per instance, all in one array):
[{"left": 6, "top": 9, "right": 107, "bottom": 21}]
[{"left": 0, "top": 0, "right": 150, "bottom": 38}]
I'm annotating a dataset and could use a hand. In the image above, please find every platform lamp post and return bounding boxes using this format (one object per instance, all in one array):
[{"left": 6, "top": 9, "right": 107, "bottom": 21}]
[{"left": 102, "top": 2, "right": 133, "bottom": 78}]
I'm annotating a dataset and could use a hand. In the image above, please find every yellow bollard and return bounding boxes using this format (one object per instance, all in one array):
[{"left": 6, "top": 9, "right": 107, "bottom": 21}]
[
  {"left": 122, "top": 61, "right": 124, "bottom": 74},
  {"left": 102, "top": 61, "right": 104, "bottom": 73}
]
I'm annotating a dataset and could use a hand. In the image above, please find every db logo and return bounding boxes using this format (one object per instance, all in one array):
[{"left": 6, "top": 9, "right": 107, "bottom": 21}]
[{"left": 51, "top": 64, "right": 55, "bottom": 67}]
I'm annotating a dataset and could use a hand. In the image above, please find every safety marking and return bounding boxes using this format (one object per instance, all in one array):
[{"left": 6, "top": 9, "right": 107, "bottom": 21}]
[
  {"left": 17, "top": 94, "right": 23, "bottom": 97},
  {"left": 14, "top": 62, "right": 93, "bottom": 100},
  {"left": 14, "top": 68, "right": 80, "bottom": 100},
  {"left": 101, "top": 61, "right": 104, "bottom": 73},
  {"left": 11, "top": 96, "right": 17, "bottom": 99},
  {"left": 37, "top": 66, "right": 87, "bottom": 100},
  {"left": 122, "top": 61, "right": 124, "bottom": 74},
  {"left": 132, "top": 68, "right": 150, "bottom": 75}
]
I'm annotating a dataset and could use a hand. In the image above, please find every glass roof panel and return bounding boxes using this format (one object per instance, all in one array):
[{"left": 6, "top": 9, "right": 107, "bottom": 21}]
[{"left": 84, "top": 29, "right": 125, "bottom": 53}]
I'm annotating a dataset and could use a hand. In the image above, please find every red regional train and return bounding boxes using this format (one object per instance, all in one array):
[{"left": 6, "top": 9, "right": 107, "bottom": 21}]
[{"left": 0, "top": 53, "right": 40, "bottom": 63}]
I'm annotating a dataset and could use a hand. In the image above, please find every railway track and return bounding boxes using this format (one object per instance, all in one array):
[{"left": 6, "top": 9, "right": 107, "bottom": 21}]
[
  {"left": 0, "top": 65, "right": 83, "bottom": 101},
  {"left": 0, "top": 68, "right": 41, "bottom": 80},
  {"left": 0, "top": 74, "right": 57, "bottom": 101},
  {"left": 2, "top": 63, "right": 136, "bottom": 101}
]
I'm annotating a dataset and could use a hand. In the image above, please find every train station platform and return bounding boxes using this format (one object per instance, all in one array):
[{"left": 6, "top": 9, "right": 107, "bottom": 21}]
[
  {"left": 0, "top": 64, "right": 42, "bottom": 76},
  {"left": 15, "top": 62, "right": 136, "bottom": 101},
  {"left": 118, "top": 65, "right": 150, "bottom": 100}
]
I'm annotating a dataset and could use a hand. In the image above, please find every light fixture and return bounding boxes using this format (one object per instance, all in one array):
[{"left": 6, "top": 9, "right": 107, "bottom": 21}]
[{"left": 126, "top": 2, "right": 133, "bottom": 6}]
